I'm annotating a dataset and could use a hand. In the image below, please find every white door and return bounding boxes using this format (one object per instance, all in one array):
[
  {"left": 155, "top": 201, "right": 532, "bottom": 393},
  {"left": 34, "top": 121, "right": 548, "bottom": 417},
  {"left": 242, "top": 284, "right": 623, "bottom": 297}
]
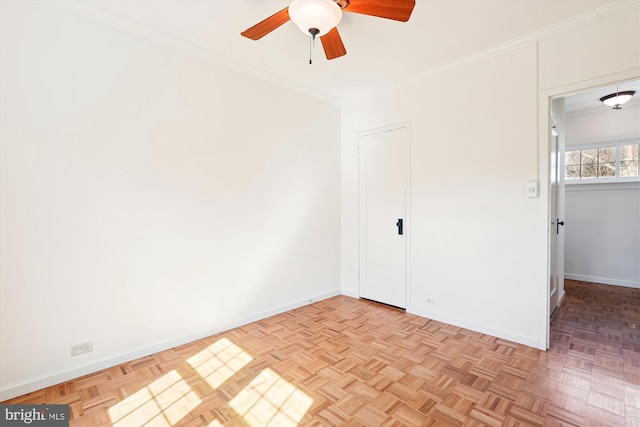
[
  {"left": 549, "top": 98, "right": 566, "bottom": 325},
  {"left": 359, "top": 127, "right": 409, "bottom": 309}
]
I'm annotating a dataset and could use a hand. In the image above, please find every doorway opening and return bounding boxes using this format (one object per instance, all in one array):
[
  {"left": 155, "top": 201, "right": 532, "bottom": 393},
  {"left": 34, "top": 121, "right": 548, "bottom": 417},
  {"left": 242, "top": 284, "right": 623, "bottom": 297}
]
[{"left": 547, "top": 79, "right": 640, "bottom": 348}]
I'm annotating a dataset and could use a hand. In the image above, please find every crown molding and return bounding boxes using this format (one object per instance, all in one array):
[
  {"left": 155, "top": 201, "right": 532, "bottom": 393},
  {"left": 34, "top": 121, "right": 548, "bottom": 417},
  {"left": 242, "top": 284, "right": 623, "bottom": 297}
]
[
  {"left": 48, "top": 0, "right": 636, "bottom": 104},
  {"left": 48, "top": 0, "right": 342, "bottom": 106},
  {"left": 448, "top": 0, "right": 638, "bottom": 66},
  {"left": 346, "top": 1, "right": 638, "bottom": 100},
  {"left": 593, "top": 0, "right": 640, "bottom": 19},
  {"left": 417, "top": 5, "right": 616, "bottom": 77}
]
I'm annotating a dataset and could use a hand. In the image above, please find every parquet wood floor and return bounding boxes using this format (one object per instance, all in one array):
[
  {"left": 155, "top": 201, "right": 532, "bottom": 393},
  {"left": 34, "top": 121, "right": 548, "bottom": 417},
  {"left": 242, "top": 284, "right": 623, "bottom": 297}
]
[{"left": 4, "top": 279, "right": 639, "bottom": 426}]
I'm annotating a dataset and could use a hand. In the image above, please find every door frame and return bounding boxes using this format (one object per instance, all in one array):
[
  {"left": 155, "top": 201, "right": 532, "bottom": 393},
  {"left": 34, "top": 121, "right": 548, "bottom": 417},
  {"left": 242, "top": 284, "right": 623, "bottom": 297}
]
[
  {"left": 357, "top": 122, "right": 411, "bottom": 309},
  {"left": 549, "top": 97, "right": 566, "bottom": 324},
  {"left": 538, "top": 70, "right": 639, "bottom": 350}
]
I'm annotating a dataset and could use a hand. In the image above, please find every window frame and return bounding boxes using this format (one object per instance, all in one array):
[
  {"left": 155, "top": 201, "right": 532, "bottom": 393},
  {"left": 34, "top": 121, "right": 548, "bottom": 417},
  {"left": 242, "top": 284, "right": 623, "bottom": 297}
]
[{"left": 564, "top": 139, "right": 640, "bottom": 185}]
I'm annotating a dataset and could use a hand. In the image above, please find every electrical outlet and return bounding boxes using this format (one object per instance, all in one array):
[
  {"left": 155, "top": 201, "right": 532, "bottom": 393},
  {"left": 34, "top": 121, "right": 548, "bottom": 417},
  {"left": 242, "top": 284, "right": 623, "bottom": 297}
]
[{"left": 71, "top": 341, "right": 93, "bottom": 356}]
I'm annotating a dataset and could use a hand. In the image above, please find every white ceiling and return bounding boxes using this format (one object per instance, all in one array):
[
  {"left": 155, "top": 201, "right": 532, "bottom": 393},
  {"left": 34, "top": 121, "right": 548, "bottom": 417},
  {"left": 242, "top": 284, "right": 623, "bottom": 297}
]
[
  {"left": 563, "top": 80, "right": 640, "bottom": 114},
  {"left": 73, "top": 0, "right": 618, "bottom": 100}
]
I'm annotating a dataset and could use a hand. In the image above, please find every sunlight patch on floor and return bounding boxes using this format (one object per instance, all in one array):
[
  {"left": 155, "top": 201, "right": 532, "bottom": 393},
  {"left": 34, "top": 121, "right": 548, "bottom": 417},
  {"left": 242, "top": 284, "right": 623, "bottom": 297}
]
[
  {"left": 229, "top": 368, "right": 313, "bottom": 427},
  {"left": 188, "top": 337, "right": 253, "bottom": 389},
  {"left": 108, "top": 369, "right": 201, "bottom": 426}
]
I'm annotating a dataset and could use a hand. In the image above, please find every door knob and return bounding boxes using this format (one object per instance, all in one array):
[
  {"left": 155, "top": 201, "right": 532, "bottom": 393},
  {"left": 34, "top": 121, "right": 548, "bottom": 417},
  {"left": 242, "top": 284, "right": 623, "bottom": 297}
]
[
  {"left": 557, "top": 219, "right": 564, "bottom": 235},
  {"left": 396, "top": 219, "right": 403, "bottom": 235}
]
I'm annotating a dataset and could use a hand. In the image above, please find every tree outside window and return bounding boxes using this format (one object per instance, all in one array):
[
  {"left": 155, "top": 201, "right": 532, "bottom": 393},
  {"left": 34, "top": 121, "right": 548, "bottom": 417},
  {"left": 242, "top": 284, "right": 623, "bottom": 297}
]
[{"left": 565, "top": 142, "right": 639, "bottom": 181}]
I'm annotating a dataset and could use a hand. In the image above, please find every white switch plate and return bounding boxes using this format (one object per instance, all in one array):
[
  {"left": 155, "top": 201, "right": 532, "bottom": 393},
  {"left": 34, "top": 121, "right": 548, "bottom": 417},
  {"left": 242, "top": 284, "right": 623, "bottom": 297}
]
[{"left": 526, "top": 181, "right": 538, "bottom": 198}]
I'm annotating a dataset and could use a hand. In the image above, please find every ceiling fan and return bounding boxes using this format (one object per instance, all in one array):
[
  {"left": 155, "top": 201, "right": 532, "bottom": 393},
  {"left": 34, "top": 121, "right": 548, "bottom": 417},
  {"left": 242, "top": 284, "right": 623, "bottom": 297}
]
[{"left": 241, "top": 0, "right": 416, "bottom": 61}]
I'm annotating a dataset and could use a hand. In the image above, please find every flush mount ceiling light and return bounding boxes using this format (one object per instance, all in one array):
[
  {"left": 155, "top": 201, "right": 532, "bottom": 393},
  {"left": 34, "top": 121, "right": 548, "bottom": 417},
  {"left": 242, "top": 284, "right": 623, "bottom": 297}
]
[{"left": 600, "top": 88, "right": 636, "bottom": 110}]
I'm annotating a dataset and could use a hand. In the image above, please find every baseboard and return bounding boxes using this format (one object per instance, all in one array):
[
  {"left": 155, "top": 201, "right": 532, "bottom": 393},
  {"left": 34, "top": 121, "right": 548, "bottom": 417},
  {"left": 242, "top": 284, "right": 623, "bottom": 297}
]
[
  {"left": 340, "top": 289, "right": 359, "bottom": 298},
  {"left": 407, "top": 307, "right": 540, "bottom": 349},
  {"left": 558, "top": 289, "right": 566, "bottom": 306},
  {"left": 0, "top": 289, "right": 341, "bottom": 402},
  {"left": 564, "top": 273, "right": 640, "bottom": 289}
]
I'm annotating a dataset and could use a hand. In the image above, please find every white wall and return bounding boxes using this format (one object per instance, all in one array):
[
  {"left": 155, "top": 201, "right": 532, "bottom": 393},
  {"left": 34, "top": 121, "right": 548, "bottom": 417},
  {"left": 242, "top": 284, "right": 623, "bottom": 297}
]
[
  {"left": 537, "top": 5, "right": 639, "bottom": 92},
  {"left": 0, "top": 1, "right": 341, "bottom": 400},
  {"left": 342, "top": 44, "right": 545, "bottom": 346},
  {"left": 564, "top": 183, "right": 640, "bottom": 288},
  {"left": 566, "top": 103, "right": 640, "bottom": 146},
  {"left": 563, "top": 100, "right": 640, "bottom": 289},
  {"left": 341, "top": 3, "right": 640, "bottom": 349}
]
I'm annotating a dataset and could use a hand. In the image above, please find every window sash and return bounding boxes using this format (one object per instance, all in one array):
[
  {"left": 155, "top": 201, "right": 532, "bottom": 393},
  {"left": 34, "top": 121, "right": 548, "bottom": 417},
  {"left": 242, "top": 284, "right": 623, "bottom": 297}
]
[{"left": 564, "top": 141, "right": 640, "bottom": 181}]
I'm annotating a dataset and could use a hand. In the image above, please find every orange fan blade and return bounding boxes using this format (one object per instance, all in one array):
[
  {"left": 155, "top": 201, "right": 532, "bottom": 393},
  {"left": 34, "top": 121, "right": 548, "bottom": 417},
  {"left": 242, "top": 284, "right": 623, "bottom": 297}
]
[
  {"left": 320, "top": 27, "right": 347, "bottom": 60},
  {"left": 241, "top": 8, "right": 290, "bottom": 40},
  {"left": 344, "top": 0, "right": 415, "bottom": 22}
]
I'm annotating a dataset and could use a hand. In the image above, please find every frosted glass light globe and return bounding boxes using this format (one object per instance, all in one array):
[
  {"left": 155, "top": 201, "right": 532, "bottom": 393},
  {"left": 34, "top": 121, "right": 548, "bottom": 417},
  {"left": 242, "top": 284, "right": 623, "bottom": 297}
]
[{"left": 289, "top": 0, "right": 342, "bottom": 37}]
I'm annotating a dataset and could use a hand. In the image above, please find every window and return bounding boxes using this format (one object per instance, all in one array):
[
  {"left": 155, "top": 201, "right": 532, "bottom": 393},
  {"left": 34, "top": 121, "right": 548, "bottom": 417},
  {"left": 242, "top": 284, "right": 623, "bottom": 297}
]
[
  {"left": 565, "top": 142, "right": 640, "bottom": 181},
  {"left": 621, "top": 144, "right": 639, "bottom": 177}
]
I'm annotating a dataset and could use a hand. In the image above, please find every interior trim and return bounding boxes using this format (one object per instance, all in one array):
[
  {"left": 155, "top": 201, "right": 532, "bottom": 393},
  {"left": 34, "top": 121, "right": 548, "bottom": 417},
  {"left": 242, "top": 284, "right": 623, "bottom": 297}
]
[{"left": 48, "top": 0, "right": 638, "bottom": 103}]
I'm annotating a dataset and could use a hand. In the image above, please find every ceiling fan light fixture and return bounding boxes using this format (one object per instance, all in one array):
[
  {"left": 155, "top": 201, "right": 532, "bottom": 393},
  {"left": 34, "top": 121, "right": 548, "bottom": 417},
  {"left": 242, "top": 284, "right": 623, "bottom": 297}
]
[
  {"left": 599, "top": 90, "right": 635, "bottom": 109},
  {"left": 289, "top": 0, "right": 342, "bottom": 37}
]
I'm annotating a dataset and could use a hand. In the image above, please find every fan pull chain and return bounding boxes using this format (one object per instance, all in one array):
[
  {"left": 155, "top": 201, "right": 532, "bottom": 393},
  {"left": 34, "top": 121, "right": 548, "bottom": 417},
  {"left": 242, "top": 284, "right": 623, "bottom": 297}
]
[{"left": 308, "top": 28, "right": 320, "bottom": 65}]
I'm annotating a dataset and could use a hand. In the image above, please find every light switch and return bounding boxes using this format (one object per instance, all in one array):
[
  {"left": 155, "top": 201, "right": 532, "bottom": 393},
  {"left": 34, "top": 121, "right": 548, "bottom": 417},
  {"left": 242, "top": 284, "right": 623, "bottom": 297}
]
[{"left": 526, "top": 181, "right": 538, "bottom": 198}]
